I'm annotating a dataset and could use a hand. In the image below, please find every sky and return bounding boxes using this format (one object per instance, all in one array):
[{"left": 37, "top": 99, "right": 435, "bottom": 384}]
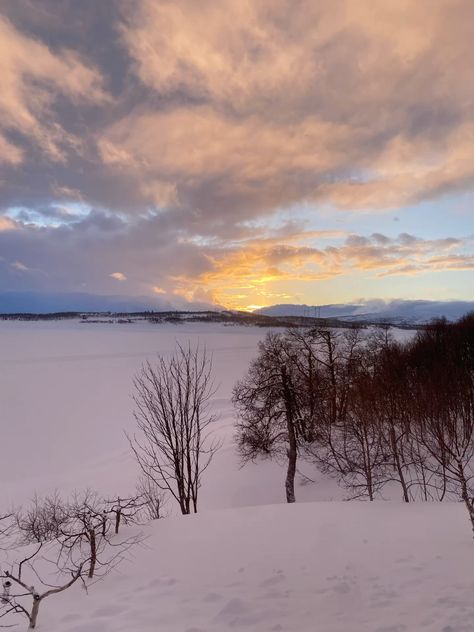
[{"left": 0, "top": 0, "right": 473, "bottom": 311}]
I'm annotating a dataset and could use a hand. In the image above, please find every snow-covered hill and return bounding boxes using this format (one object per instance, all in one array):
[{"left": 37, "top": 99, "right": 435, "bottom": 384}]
[
  {"left": 257, "top": 299, "right": 474, "bottom": 324},
  {"left": 8, "top": 502, "right": 473, "bottom": 632}
]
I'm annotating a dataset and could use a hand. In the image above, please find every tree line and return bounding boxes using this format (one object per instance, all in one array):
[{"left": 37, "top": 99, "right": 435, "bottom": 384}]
[{"left": 233, "top": 315, "right": 474, "bottom": 533}]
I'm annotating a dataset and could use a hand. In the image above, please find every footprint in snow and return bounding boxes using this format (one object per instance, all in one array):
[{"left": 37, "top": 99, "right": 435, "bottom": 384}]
[
  {"left": 93, "top": 604, "right": 127, "bottom": 617},
  {"left": 214, "top": 597, "right": 247, "bottom": 620},
  {"left": 262, "top": 589, "right": 291, "bottom": 600},
  {"left": 371, "top": 589, "right": 399, "bottom": 601},
  {"left": 148, "top": 577, "right": 163, "bottom": 587},
  {"left": 259, "top": 573, "right": 286, "bottom": 587},
  {"left": 202, "top": 591, "right": 223, "bottom": 602},
  {"left": 141, "top": 576, "right": 177, "bottom": 594},
  {"left": 314, "top": 587, "right": 330, "bottom": 595}
]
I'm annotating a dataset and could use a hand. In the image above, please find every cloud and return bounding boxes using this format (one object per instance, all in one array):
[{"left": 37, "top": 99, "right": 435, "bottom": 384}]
[
  {"left": 99, "top": 106, "right": 354, "bottom": 216},
  {"left": 0, "top": 202, "right": 471, "bottom": 309},
  {"left": 119, "top": 227, "right": 466, "bottom": 309},
  {"left": 110, "top": 272, "right": 127, "bottom": 281},
  {"left": 2, "top": 0, "right": 474, "bottom": 218},
  {"left": 0, "top": 216, "right": 17, "bottom": 231},
  {"left": 120, "top": 0, "right": 441, "bottom": 116},
  {"left": 110, "top": 0, "right": 474, "bottom": 215},
  {"left": 169, "top": 231, "right": 473, "bottom": 308},
  {"left": 0, "top": 209, "right": 214, "bottom": 298},
  {"left": 0, "top": 1, "right": 473, "bottom": 308},
  {"left": 0, "top": 133, "right": 23, "bottom": 165},
  {"left": 0, "top": 12, "right": 107, "bottom": 164},
  {"left": 11, "top": 260, "right": 28, "bottom": 271}
]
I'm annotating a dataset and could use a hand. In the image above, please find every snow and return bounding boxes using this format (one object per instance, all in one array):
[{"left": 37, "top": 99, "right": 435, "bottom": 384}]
[
  {"left": 0, "top": 319, "right": 348, "bottom": 509},
  {"left": 0, "top": 319, "right": 269, "bottom": 509},
  {"left": 7, "top": 503, "right": 474, "bottom": 632},
  {"left": 1, "top": 319, "right": 470, "bottom": 632}
]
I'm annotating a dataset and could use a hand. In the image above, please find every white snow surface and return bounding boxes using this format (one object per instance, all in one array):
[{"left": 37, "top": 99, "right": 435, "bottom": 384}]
[
  {"left": 4, "top": 504, "right": 474, "bottom": 632},
  {"left": 1, "top": 320, "right": 471, "bottom": 632},
  {"left": 0, "top": 319, "right": 340, "bottom": 509}
]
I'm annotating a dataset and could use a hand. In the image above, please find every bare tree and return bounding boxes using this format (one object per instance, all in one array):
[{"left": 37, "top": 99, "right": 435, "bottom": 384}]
[
  {"left": 316, "top": 368, "right": 388, "bottom": 500},
  {"left": 233, "top": 332, "right": 319, "bottom": 503},
  {"left": 128, "top": 343, "right": 221, "bottom": 515},
  {"left": 136, "top": 476, "right": 168, "bottom": 521},
  {"left": 0, "top": 542, "right": 88, "bottom": 629},
  {"left": 104, "top": 495, "right": 147, "bottom": 534},
  {"left": 0, "top": 513, "right": 14, "bottom": 551},
  {"left": 0, "top": 519, "right": 140, "bottom": 630},
  {"left": 367, "top": 341, "right": 415, "bottom": 502},
  {"left": 407, "top": 316, "right": 474, "bottom": 532},
  {"left": 59, "top": 490, "right": 113, "bottom": 580},
  {"left": 16, "top": 491, "right": 69, "bottom": 544}
]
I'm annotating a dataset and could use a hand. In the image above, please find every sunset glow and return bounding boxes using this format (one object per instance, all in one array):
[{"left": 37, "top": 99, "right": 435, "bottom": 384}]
[{"left": 0, "top": 1, "right": 473, "bottom": 311}]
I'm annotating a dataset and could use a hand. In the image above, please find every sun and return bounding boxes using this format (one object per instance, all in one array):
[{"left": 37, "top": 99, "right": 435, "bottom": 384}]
[{"left": 244, "top": 304, "right": 265, "bottom": 312}]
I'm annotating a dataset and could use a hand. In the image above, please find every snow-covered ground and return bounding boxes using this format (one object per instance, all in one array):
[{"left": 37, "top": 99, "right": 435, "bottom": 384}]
[
  {"left": 0, "top": 319, "right": 345, "bottom": 509},
  {"left": 5, "top": 503, "right": 474, "bottom": 632},
  {"left": 1, "top": 320, "right": 471, "bottom": 632}
]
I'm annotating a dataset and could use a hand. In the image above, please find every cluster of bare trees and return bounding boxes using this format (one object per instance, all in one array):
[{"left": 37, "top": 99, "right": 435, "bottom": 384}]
[
  {"left": 234, "top": 315, "right": 474, "bottom": 533},
  {"left": 0, "top": 489, "right": 145, "bottom": 629},
  {"left": 233, "top": 327, "right": 363, "bottom": 503}
]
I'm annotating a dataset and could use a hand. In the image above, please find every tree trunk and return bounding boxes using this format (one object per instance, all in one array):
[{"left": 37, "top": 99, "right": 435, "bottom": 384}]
[
  {"left": 285, "top": 442, "right": 297, "bottom": 503},
  {"left": 29, "top": 595, "right": 41, "bottom": 629},
  {"left": 88, "top": 529, "right": 97, "bottom": 578},
  {"left": 390, "top": 427, "right": 409, "bottom": 503},
  {"left": 281, "top": 365, "right": 297, "bottom": 504},
  {"left": 364, "top": 438, "right": 374, "bottom": 501},
  {"left": 458, "top": 460, "right": 474, "bottom": 537}
]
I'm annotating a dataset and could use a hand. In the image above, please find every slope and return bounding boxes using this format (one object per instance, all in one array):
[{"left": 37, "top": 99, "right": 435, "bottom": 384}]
[{"left": 9, "top": 501, "right": 472, "bottom": 632}]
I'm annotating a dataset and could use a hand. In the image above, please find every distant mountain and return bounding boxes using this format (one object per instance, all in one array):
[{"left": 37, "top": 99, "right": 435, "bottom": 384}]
[
  {"left": 256, "top": 300, "right": 474, "bottom": 324},
  {"left": 0, "top": 291, "right": 216, "bottom": 314}
]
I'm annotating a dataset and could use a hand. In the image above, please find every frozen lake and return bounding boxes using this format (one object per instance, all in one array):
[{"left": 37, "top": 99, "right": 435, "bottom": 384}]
[
  {"left": 0, "top": 319, "right": 414, "bottom": 512},
  {"left": 0, "top": 320, "right": 284, "bottom": 510}
]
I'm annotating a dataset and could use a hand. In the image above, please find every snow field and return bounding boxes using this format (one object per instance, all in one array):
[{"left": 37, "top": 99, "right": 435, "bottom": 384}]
[
  {"left": 1, "top": 319, "right": 471, "bottom": 632},
  {"left": 37, "top": 502, "right": 474, "bottom": 632}
]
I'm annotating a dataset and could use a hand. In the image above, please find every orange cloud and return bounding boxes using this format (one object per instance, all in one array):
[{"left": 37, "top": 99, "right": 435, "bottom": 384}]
[
  {"left": 167, "top": 232, "right": 473, "bottom": 309},
  {"left": 111, "top": 0, "right": 474, "bottom": 213},
  {"left": 0, "top": 216, "right": 17, "bottom": 231},
  {"left": 110, "top": 272, "right": 127, "bottom": 281},
  {"left": 0, "top": 15, "right": 107, "bottom": 162}
]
